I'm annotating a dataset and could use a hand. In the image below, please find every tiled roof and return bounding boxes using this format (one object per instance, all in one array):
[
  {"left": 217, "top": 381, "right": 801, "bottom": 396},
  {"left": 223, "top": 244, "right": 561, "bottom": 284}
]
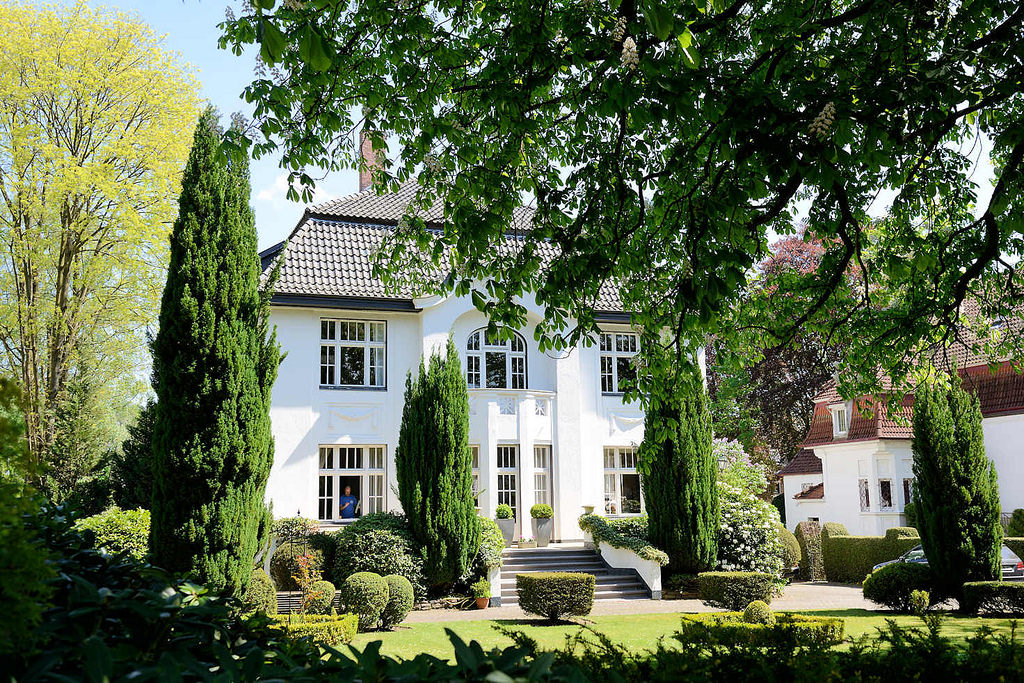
[
  {"left": 264, "top": 183, "right": 626, "bottom": 312},
  {"left": 793, "top": 482, "right": 825, "bottom": 500},
  {"left": 778, "top": 449, "right": 823, "bottom": 477}
]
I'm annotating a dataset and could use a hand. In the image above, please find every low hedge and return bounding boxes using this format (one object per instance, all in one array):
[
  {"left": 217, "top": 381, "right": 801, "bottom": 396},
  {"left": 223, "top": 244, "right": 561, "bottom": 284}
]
[
  {"left": 821, "top": 523, "right": 921, "bottom": 584},
  {"left": 516, "top": 572, "right": 595, "bottom": 621},
  {"left": 678, "top": 611, "right": 845, "bottom": 648},
  {"left": 243, "top": 569, "right": 277, "bottom": 615},
  {"left": 341, "top": 572, "right": 389, "bottom": 631},
  {"left": 578, "top": 514, "right": 668, "bottom": 565},
  {"left": 961, "top": 581, "right": 1024, "bottom": 615},
  {"left": 862, "top": 562, "right": 932, "bottom": 612},
  {"left": 697, "top": 571, "right": 776, "bottom": 610},
  {"left": 271, "top": 614, "right": 358, "bottom": 646},
  {"left": 794, "top": 521, "right": 824, "bottom": 581},
  {"left": 1004, "top": 537, "right": 1024, "bottom": 561}
]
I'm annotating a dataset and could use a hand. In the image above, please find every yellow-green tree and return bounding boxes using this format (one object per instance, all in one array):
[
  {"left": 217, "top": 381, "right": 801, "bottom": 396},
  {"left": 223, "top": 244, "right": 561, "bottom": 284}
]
[{"left": 0, "top": 1, "right": 201, "bottom": 496}]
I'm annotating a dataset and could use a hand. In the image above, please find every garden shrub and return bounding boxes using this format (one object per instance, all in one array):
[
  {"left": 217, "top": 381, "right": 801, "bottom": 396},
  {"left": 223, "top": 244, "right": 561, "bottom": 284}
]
[
  {"left": 794, "top": 521, "right": 824, "bottom": 581},
  {"left": 271, "top": 613, "right": 358, "bottom": 646},
  {"left": 961, "top": 581, "right": 1024, "bottom": 615},
  {"left": 578, "top": 514, "right": 668, "bottom": 565},
  {"left": 1005, "top": 537, "right": 1024, "bottom": 561},
  {"left": 516, "top": 572, "right": 595, "bottom": 621},
  {"left": 337, "top": 511, "right": 417, "bottom": 545},
  {"left": 380, "top": 574, "right": 414, "bottom": 629},
  {"left": 496, "top": 504, "right": 513, "bottom": 519},
  {"left": 697, "top": 571, "right": 777, "bottom": 610},
  {"left": 475, "top": 516, "right": 505, "bottom": 571},
  {"left": 904, "top": 501, "right": 918, "bottom": 528},
  {"left": 1007, "top": 510, "right": 1024, "bottom": 538},
  {"left": 74, "top": 506, "right": 150, "bottom": 562},
  {"left": 304, "top": 579, "right": 336, "bottom": 615},
  {"left": 717, "top": 479, "right": 783, "bottom": 575},
  {"left": 678, "top": 611, "right": 845, "bottom": 648},
  {"left": 307, "top": 531, "right": 338, "bottom": 579},
  {"left": 777, "top": 525, "right": 801, "bottom": 569},
  {"left": 341, "top": 571, "right": 389, "bottom": 631},
  {"left": 530, "top": 503, "right": 553, "bottom": 518},
  {"left": 270, "top": 540, "right": 325, "bottom": 591},
  {"left": 332, "top": 528, "right": 426, "bottom": 599},
  {"left": 820, "top": 524, "right": 921, "bottom": 584},
  {"left": 861, "top": 562, "right": 933, "bottom": 611},
  {"left": 244, "top": 568, "right": 277, "bottom": 615},
  {"left": 909, "top": 589, "right": 930, "bottom": 614},
  {"left": 743, "top": 600, "right": 774, "bottom": 625},
  {"left": 607, "top": 514, "right": 649, "bottom": 540}
]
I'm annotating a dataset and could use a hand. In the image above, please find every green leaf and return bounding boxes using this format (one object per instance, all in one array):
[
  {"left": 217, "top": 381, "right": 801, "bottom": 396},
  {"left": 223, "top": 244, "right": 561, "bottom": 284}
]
[
  {"left": 298, "top": 26, "right": 333, "bottom": 72},
  {"left": 259, "top": 17, "right": 287, "bottom": 64},
  {"left": 643, "top": 2, "right": 675, "bottom": 42}
]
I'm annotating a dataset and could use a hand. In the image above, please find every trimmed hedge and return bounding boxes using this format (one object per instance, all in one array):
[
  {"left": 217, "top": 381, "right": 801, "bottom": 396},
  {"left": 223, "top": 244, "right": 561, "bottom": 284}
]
[
  {"left": 862, "top": 562, "right": 933, "bottom": 612},
  {"left": 496, "top": 504, "right": 514, "bottom": 519},
  {"left": 243, "top": 569, "right": 277, "bottom": 615},
  {"left": 794, "top": 521, "right": 824, "bottom": 581},
  {"left": 743, "top": 600, "right": 774, "bottom": 624},
  {"left": 679, "top": 612, "right": 844, "bottom": 647},
  {"left": 305, "top": 580, "right": 336, "bottom": 615},
  {"left": 341, "top": 572, "right": 389, "bottom": 631},
  {"left": 74, "top": 506, "right": 150, "bottom": 562},
  {"left": 516, "top": 572, "right": 595, "bottom": 621},
  {"left": 961, "top": 581, "right": 1024, "bottom": 615},
  {"left": 530, "top": 504, "right": 553, "bottom": 519},
  {"left": 697, "top": 571, "right": 776, "bottom": 610},
  {"left": 379, "top": 574, "right": 414, "bottom": 629},
  {"left": 271, "top": 614, "right": 358, "bottom": 646},
  {"left": 578, "top": 514, "right": 668, "bottom": 565},
  {"left": 821, "top": 523, "right": 921, "bottom": 584},
  {"left": 777, "top": 525, "right": 801, "bottom": 569},
  {"left": 1004, "top": 537, "right": 1024, "bottom": 561},
  {"left": 270, "top": 541, "right": 325, "bottom": 591}
]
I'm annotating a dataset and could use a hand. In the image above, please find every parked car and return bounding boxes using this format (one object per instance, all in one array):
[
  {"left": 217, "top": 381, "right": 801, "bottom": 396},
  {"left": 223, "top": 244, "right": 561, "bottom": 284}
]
[{"left": 873, "top": 544, "right": 1024, "bottom": 579}]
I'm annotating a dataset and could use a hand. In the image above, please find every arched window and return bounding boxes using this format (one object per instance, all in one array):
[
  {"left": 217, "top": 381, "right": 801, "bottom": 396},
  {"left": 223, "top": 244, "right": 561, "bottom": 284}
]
[{"left": 466, "top": 327, "right": 526, "bottom": 389}]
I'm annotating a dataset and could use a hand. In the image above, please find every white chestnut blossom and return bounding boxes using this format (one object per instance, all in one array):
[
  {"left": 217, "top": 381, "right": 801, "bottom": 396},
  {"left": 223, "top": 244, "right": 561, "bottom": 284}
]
[
  {"left": 611, "top": 16, "right": 627, "bottom": 43},
  {"left": 808, "top": 101, "right": 836, "bottom": 140},
  {"left": 621, "top": 36, "right": 639, "bottom": 72}
]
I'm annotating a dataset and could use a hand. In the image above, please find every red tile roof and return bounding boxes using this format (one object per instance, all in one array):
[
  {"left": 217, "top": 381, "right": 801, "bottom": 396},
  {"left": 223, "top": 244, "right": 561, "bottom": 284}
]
[
  {"left": 793, "top": 482, "right": 825, "bottom": 500},
  {"left": 778, "top": 449, "right": 823, "bottom": 477}
]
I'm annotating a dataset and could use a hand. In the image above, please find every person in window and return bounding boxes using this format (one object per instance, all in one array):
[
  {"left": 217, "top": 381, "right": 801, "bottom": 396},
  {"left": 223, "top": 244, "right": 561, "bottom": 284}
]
[{"left": 339, "top": 485, "right": 359, "bottom": 519}]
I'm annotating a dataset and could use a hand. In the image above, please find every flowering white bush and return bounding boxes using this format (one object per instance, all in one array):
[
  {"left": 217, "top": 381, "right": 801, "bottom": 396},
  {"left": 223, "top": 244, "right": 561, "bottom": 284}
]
[{"left": 714, "top": 439, "right": 784, "bottom": 575}]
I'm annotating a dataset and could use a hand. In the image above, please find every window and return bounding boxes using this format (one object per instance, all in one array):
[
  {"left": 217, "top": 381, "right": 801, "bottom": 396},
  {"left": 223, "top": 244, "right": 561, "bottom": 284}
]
[
  {"left": 470, "top": 445, "right": 481, "bottom": 499},
  {"left": 858, "top": 478, "right": 870, "bottom": 511},
  {"left": 830, "top": 402, "right": 851, "bottom": 437},
  {"left": 317, "top": 445, "right": 386, "bottom": 520},
  {"left": 801, "top": 482, "right": 814, "bottom": 492},
  {"left": 534, "top": 445, "right": 551, "bottom": 506},
  {"left": 879, "top": 479, "right": 893, "bottom": 510},
  {"left": 466, "top": 328, "right": 526, "bottom": 389},
  {"left": 604, "top": 446, "right": 642, "bottom": 515},
  {"left": 319, "top": 320, "right": 386, "bottom": 388},
  {"left": 496, "top": 445, "right": 518, "bottom": 515},
  {"left": 600, "top": 332, "right": 639, "bottom": 394},
  {"left": 902, "top": 478, "right": 914, "bottom": 508}
]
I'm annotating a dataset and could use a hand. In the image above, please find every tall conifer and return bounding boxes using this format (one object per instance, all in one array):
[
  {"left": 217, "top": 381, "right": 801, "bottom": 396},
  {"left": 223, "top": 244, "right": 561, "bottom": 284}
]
[
  {"left": 150, "top": 108, "right": 279, "bottom": 597},
  {"left": 395, "top": 337, "right": 479, "bottom": 591}
]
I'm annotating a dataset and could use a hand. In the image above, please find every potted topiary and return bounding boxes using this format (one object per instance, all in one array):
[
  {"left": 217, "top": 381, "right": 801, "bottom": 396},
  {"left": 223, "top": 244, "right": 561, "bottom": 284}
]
[
  {"left": 531, "top": 504, "right": 553, "bottom": 547},
  {"left": 495, "top": 504, "right": 515, "bottom": 545},
  {"left": 471, "top": 578, "right": 491, "bottom": 609}
]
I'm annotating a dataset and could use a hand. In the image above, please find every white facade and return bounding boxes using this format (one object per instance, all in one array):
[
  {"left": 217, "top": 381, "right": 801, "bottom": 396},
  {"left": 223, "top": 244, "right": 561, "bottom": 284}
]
[{"left": 264, "top": 292, "right": 651, "bottom": 542}]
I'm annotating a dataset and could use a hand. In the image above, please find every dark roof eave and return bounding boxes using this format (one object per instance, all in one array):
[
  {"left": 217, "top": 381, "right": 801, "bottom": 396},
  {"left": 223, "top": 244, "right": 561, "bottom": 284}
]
[
  {"left": 270, "top": 293, "right": 419, "bottom": 312},
  {"left": 594, "top": 311, "right": 631, "bottom": 324}
]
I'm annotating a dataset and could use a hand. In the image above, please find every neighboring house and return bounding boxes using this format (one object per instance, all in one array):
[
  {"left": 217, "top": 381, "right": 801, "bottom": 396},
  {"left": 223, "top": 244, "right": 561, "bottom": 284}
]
[
  {"left": 259, "top": 179, "right": 659, "bottom": 542},
  {"left": 783, "top": 341, "right": 1024, "bottom": 534}
]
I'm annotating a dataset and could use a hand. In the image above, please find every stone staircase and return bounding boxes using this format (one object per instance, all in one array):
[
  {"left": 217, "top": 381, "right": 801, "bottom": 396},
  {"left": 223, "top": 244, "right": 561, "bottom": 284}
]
[{"left": 499, "top": 545, "right": 649, "bottom": 606}]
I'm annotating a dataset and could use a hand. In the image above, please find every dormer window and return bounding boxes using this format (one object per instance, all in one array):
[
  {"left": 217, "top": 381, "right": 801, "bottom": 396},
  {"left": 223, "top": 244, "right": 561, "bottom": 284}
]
[{"left": 829, "top": 402, "right": 851, "bottom": 438}]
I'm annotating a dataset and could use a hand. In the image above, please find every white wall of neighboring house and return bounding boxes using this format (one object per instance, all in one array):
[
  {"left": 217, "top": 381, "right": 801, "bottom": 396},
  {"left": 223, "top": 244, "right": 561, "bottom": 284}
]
[
  {"left": 781, "top": 473, "right": 823, "bottom": 528},
  {"left": 265, "top": 292, "right": 653, "bottom": 543},
  {"left": 982, "top": 413, "right": 1024, "bottom": 513}
]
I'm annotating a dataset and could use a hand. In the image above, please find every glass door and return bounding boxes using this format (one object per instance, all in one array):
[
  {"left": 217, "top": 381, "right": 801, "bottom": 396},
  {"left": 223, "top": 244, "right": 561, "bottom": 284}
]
[{"left": 497, "top": 444, "right": 519, "bottom": 536}]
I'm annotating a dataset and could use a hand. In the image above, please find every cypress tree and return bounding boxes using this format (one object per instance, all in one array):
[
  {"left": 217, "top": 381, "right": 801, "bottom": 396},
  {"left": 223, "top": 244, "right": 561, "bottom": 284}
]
[
  {"left": 640, "top": 364, "right": 718, "bottom": 573},
  {"left": 395, "top": 337, "right": 479, "bottom": 591},
  {"left": 912, "top": 371, "right": 1001, "bottom": 600},
  {"left": 150, "top": 108, "right": 279, "bottom": 597}
]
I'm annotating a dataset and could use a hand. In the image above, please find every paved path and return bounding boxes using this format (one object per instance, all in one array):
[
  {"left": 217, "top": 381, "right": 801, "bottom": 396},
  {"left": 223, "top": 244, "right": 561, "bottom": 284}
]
[{"left": 406, "top": 582, "right": 874, "bottom": 623}]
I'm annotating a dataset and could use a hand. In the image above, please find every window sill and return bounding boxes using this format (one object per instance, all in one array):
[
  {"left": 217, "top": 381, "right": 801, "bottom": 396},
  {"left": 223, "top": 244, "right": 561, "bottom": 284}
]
[{"left": 319, "top": 385, "right": 387, "bottom": 392}]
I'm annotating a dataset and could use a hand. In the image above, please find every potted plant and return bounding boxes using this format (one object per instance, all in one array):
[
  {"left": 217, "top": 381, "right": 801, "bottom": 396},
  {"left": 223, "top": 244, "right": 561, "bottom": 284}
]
[
  {"left": 517, "top": 536, "right": 537, "bottom": 549},
  {"left": 530, "top": 504, "right": 553, "bottom": 547},
  {"left": 495, "top": 504, "right": 515, "bottom": 545},
  {"left": 471, "top": 579, "right": 491, "bottom": 609}
]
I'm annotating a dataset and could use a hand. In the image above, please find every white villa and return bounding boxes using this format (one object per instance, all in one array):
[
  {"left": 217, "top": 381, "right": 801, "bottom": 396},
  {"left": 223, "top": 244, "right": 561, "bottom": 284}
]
[{"left": 260, "top": 181, "right": 652, "bottom": 543}]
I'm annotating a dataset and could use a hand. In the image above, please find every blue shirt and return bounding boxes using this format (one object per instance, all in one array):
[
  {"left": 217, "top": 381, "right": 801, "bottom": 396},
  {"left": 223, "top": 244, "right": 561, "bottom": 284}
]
[{"left": 339, "top": 495, "right": 358, "bottom": 518}]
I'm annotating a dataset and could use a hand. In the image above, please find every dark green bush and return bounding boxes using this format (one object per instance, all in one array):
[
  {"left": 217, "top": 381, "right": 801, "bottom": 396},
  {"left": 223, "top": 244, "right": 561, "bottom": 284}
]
[
  {"left": 380, "top": 574, "right": 414, "bottom": 629},
  {"left": 697, "top": 571, "right": 777, "bottom": 610},
  {"left": 516, "top": 572, "right": 595, "bottom": 621},
  {"left": 74, "top": 506, "right": 150, "bottom": 562},
  {"left": 530, "top": 503, "right": 553, "bottom": 518},
  {"left": 1007, "top": 510, "right": 1024, "bottom": 537},
  {"left": 496, "top": 504, "right": 514, "bottom": 519},
  {"left": 794, "top": 521, "right": 824, "bottom": 581},
  {"left": 743, "top": 600, "right": 774, "bottom": 624},
  {"left": 305, "top": 580, "right": 336, "bottom": 615},
  {"left": 307, "top": 531, "right": 338, "bottom": 579},
  {"left": 904, "top": 502, "right": 918, "bottom": 528},
  {"left": 337, "top": 511, "right": 417, "bottom": 545},
  {"left": 341, "top": 571, "right": 389, "bottom": 631},
  {"left": 1005, "top": 537, "right": 1024, "bottom": 561},
  {"left": 821, "top": 524, "right": 921, "bottom": 584},
  {"left": 862, "top": 562, "right": 933, "bottom": 611},
  {"left": 244, "top": 568, "right": 277, "bottom": 615},
  {"left": 271, "top": 613, "right": 358, "bottom": 646},
  {"left": 777, "top": 524, "right": 801, "bottom": 568},
  {"left": 270, "top": 540, "right": 325, "bottom": 591},
  {"left": 961, "top": 581, "right": 1024, "bottom": 615},
  {"left": 332, "top": 528, "right": 426, "bottom": 599},
  {"left": 678, "top": 611, "right": 845, "bottom": 648}
]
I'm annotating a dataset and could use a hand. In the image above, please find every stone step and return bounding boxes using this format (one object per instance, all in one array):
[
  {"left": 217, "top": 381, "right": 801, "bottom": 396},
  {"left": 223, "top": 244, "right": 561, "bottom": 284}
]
[
  {"left": 501, "top": 587, "right": 649, "bottom": 603},
  {"left": 501, "top": 573, "right": 637, "bottom": 586},
  {"left": 502, "top": 553, "right": 599, "bottom": 563},
  {"left": 501, "top": 558, "right": 604, "bottom": 570}
]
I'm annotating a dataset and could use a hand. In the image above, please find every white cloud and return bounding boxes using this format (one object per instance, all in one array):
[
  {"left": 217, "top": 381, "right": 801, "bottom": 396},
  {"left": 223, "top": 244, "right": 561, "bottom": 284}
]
[{"left": 254, "top": 173, "right": 335, "bottom": 206}]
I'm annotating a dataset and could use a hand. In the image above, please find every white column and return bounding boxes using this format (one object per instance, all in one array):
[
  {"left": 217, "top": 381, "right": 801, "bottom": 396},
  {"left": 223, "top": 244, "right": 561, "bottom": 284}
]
[
  {"left": 554, "top": 351, "right": 584, "bottom": 541},
  {"left": 518, "top": 397, "right": 536, "bottom": 541}
]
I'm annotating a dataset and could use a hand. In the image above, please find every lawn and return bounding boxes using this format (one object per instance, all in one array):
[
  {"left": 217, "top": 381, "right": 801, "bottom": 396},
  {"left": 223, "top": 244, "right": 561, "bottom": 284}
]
[{"left": 349, "top": 610, "right": 1020, "bottom": 661}]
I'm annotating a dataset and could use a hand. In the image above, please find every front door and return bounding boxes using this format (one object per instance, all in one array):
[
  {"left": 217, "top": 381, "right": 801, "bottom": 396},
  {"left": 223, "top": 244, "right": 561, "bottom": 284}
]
[{"left": 497, "top": 444, "right": 519, "bottom": 537}]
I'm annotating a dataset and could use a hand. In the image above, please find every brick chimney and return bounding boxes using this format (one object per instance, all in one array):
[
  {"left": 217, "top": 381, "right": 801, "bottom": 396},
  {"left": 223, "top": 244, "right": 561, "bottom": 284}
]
[{"left": 358, "top": 128, "right": 377, "bottom": 192}]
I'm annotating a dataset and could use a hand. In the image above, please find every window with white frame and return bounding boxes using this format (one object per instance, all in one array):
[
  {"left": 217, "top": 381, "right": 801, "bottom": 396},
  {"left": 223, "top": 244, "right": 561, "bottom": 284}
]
[
  {"left": 604, "top": 446, "right": 642, "bottom": 515},
  {"left": 317, "top": 445, "right": 386, "bottom": 520},
  {"left": 879, "top": 478, "right": 893, "bottom": 510},
  {"left": 466, "top": 327, "right": 526, "bottom": 389},
  {"left": 858, "top": 478, "right": 871, "bottom": 511},
  {"left": 600, "top": 332, "right": 639, "bottom": 394},
  {"left": 902, "top": 478, "right": 914, "bottom": 508},
  {"left": 320, "top": 320, "right": 386, "bottom": 388},
  {"left": 470, "top": 445, "right": 481, "bottom": 499},
  {"left": 830, "top": 402, "right": 851, "bottom": 437},
  {"left": 496, "top": 445, "right": 518, "bottom": 515},
  {"left": 534, "top": 445, "right": 551, "bottom": 506}
]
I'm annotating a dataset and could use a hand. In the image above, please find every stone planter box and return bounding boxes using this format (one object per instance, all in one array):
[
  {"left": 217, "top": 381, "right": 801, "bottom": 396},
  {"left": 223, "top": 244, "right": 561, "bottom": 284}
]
[
  {"left": 497, "top": 517, "right": 515, "bottom": 546},
  {"left": 517, "top": 540, "right": 537, "bottom": 549},
  {"left": 532, "top": 517, "right": 552, "bottom": 547}
]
